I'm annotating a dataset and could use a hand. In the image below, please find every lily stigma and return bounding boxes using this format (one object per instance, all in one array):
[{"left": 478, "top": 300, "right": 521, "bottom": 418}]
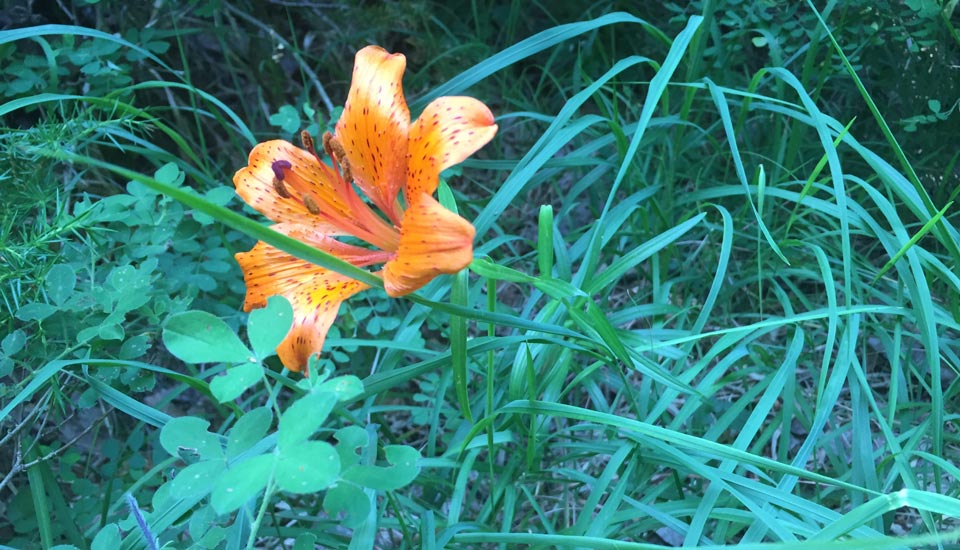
[{"left": 233, "top": 45, "right": 498, "bottom": 373}]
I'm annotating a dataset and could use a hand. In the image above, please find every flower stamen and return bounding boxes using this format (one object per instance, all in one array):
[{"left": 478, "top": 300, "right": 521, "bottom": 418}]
[
  {"left": 340, "top": 157, "right": 354, "bottom": 184},
  {"left": 301, "top": 130, "right": 325, "bottom": 164},
  {"left": 302, "top": 194, "right": 322, "bottom": 215},
  {"left": 271, "top": 159, "right": 294, "bottom": 198},
  {"left": 300, "top": 130, "right": 315, "bottom": 152},
  {"left": 273, "top": 178, "right": 292, "bottom": 199},
  {"left": 321, "top": 131, "right": 354, "bottom": 185},
  {"left": 322, "top": 132, "right": 335, "bottom": 158},
  {"left": 329, "top": 138, "right": 347, "bottom": 163}
]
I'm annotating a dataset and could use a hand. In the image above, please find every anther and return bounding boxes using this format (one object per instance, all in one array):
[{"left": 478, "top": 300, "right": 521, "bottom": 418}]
[
  {"left": 322, "top": 132, "right": 334, "bottom": 158},
  {"left": 302, "top": 195, "right": 321, "bottom": 215},
  {"left": 301, "top": 131, "right": 315, "bottom": 152},
  {"left": 301, "top": 130, "right": 325, "bottom": 164},
  {"left": 330, "top": 137, "right": 347, "bottom": 163},
  {"left": 341, "top": 158, "right": 353, "bottom": 183},
  {"left": 322, "top": 131, "right": 348, "bottom": 164},
  {"left": 273, "top": 178, "right": 292, "bottom": 198}
]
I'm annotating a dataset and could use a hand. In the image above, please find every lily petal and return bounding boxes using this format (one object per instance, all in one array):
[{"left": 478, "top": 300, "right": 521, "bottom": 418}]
[
  {"left": 405, "top": 97, "right": 497, "bottom": 201},
  {"left": 234, "top": 140, "right": 357, "bottom": 231},
  {"left": 335, "top": 45, "right": 409, "bottom": 224},
  {"left": 235, "top": 223, "right": 388, "bottom": 372},
  {"left": 382, "top": 194, "right": 475, "bottom": 297},
  {"left": 234, "top": 140, "right": 399, "bottom": 251}
]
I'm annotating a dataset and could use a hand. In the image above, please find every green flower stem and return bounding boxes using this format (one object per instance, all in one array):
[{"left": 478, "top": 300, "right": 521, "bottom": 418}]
[
  {"left": 53, "top": 151, "right": 384, "bottom": 288},
  {"left": 246, "top": 477, "right": 277, "bottom": 550}
]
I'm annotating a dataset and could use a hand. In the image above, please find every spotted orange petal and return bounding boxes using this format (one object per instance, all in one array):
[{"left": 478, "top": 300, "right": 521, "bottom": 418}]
[
  {"left": 235, "top": 223, "right": 389, "bottom": 372},
  {"left": 382, "top": 194, "right": 475, "bottom": 297},
  {"left": 234, "top": 140, "right": 400, "bottom": 251},
  {"left": 234, "top": 140, "right": 356, "bottom": 231},
  {"left": 405, "top": 97, "right": 497, "bottom": 202},
  {"left": 335, "top": 45, "right": 409, "bottom": 224}
]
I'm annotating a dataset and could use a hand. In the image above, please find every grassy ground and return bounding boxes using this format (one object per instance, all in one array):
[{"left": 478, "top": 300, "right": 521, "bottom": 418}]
[{"left": 1, "top": 1, "right": 960, "bottom": 549}]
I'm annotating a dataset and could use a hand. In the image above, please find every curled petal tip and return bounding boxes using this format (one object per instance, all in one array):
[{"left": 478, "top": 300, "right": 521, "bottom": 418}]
[{"left": 383, "top": 194, "right": 475, "bottom": 297}]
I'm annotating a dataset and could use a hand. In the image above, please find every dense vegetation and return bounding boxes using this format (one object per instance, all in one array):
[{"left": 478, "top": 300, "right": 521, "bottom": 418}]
[{"left": 1, "top": 1, "right": 959, "bottom": 548}]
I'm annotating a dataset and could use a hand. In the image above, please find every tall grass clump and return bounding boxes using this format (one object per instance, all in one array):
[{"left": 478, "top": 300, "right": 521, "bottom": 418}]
[{"left": 1, "top": 1, "right": 958, "bottom": 549}]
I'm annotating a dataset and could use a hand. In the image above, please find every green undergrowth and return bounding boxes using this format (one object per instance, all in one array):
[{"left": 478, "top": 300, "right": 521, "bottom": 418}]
[{"left": 1, "top": 1, "right": 959, "bottom": 549}]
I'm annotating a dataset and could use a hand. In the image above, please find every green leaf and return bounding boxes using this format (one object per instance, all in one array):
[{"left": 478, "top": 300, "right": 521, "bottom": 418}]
[
  {"left": 323, "top": 482, "right": 370, "bottom": 529},
  {"left": 118, "top": 333, "right": 150, "bottom": 360},
  {"left": 107, "top": 265, "right": 137, "bottom": 289},
  {"left": 205, "top": 186, "right": 236, "bottom": 205},
  {"left": 293, "top": 533, "right": 318, "bottom": 550},
  {"left": 98, "top": 323, "right": 124, "bottom": 341},
  {"left": 187, "top": 504, "right": 216, "bottom": 541},
  {"left": 340, "top": 445, "right": 421, "bottom": 491},
  {"left": 275, "top": 440, "right": 340, "bottom": 493},
  {"left": 226, "top": 407, "right": 273, "bottom": 460},
  {"left": 334, "top": 426, "right": 366, "bottom": 469},
  {"left": 2, "top": 329, "right": 27, "bottom": 356},
  {"left": 211, "top": 454, "right": 275, "bottom": 515},
  {"left": 169, "top": 460, "right": 225, "bottom": 500},
  {"left": 194, "top": 186, "right": 237, "bottom": 225},
  {"left": 872, "top": 200, "right": 953, "bottom": 284},
  {"left": 537, "top": 205, "right": 554, "bottom": 277},
  {"left": 469, "top": 258, "right": 582, "bottom": 300},
  {"left": 277, "top": 391, "right": 337, "bottom": 450},
  {"left": 416, "top": 11, "right": 658, "bottom": 109},
  {"left": 269, "top": 104, "right": 301, "bottom": 134},
  {"left": 154, "top": 162, "right": 184, "bottom": 186},
  {"left": 45, "top": 264, "right": 76, "bottom": 306},
  {"left": 163, "top": 311, "right": 254, "bottom": 364},
  {"left": 315, "top": 375, "right": 364, "bottom": 401},
  {"left": 160, "top": 416, "right": 224, "bottom": 461},
  {"left": 0, "top": 358, "right": 12, "bottom": 378},
  {"left": 198, "top": 526, "right": 226, "bottom": 549},
  {"left": 15, "top": 302, "right": 58, "bottom": 322},
  {"left": 531, "top": 278, "right": 582, "bottom": 300},
  {"left": 469, "top": 258, "right": 536, "bottom": 284},
  {"left": 210, "top": 362, "right": 263, "bottom": 403},
  {"left": 450, "top": 267, "right": 471, "bottom": 422},
  {"left": 247, "top": 296, "right": 293, "bottom": 360},
  {"left": 77, "top": 326, "right": 99, "bottom": 344},
  {"left": 91, "top": 524, "right": 120, "bottom": 550}
]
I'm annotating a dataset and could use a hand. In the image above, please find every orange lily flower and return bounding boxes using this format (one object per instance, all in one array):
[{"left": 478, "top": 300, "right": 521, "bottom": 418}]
[{"left": 233, "top": 46, "right": 497, "bottom": 373}]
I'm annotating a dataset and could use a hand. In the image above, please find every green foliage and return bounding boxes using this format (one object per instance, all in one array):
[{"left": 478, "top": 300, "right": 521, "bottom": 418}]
[
  {"left": 268, "top": 102, "right": 324, "bottom": 141},
  {"left": 75, "top": 306, "right": 419, "bottom": 548},
  {"left": 2, "top": 0, "right": 959, "bottom": 549},
  {"left": 164, "top": 310, "right": 256, "bottom": 365}
]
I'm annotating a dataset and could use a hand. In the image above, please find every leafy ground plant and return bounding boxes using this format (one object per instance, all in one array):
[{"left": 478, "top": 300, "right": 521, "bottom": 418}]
[{"left": 1, "top": 1, "right": 960, "bottom": 549}]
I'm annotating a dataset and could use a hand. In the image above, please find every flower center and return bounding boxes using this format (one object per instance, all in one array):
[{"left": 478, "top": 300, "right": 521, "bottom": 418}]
[{"left": 267, "top": 134, "right": 401, "bottom": 254}]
